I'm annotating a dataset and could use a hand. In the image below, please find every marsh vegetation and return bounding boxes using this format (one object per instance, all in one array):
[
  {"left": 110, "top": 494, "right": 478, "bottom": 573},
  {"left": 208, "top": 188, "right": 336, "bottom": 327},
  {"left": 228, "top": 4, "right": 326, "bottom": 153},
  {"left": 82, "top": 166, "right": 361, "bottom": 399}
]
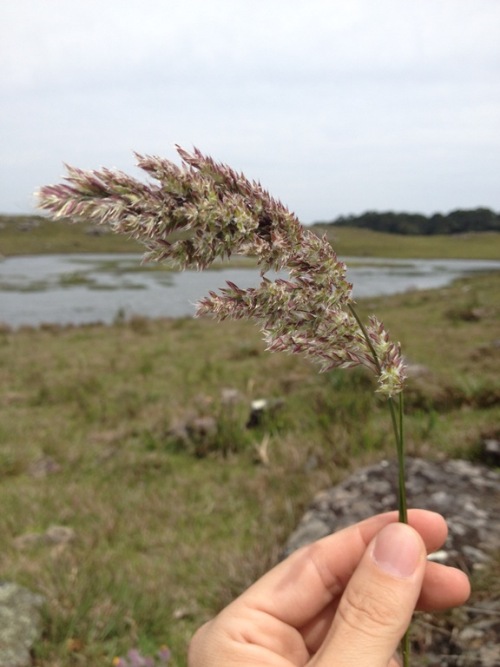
[{"left": 0, "top": 268, "right": 499, "bottom": 665}]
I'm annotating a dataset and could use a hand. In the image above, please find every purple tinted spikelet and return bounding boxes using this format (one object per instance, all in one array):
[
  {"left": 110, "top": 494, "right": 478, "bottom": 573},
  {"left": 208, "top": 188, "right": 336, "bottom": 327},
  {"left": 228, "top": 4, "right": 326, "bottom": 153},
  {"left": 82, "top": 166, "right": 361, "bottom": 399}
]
[{"left": 37, "top": 146, "right": 406, "bottom": 396}]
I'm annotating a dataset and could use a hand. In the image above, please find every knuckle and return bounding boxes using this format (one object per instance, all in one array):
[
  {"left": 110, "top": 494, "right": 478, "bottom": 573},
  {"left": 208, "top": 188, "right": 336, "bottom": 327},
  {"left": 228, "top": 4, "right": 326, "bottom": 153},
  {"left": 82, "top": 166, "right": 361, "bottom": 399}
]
[
  {"left": 337, "top": 584, "right": 402, "bottom": 637},
  {"left": 307, "top": 540, "right": 344, "bottom": 596}
]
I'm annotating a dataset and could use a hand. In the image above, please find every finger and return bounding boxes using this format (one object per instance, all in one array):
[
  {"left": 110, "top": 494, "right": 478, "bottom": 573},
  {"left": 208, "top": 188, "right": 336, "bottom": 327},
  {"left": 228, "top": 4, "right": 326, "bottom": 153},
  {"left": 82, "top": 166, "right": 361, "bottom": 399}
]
[
  {"left": 311, "top": 522, "right": 426, "bottom": 667},
  {"left": 301, "top": 558, "right": 470, "bottom": 653},
  {"left": 233, "top": 509, "right": 447, "bottom": 630},
  {"left": 418, "top": 560, "right": 470, "bottom": 610}
]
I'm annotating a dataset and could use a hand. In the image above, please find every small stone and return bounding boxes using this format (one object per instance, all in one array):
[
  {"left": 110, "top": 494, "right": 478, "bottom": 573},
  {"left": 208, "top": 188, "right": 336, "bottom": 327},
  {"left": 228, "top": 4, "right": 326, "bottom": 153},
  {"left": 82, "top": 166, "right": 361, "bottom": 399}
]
[
  {"left": 44, "top": 525, "right": 75, "bottom": 545},
  {"left": 427, "top": 550, "right": 449, "bottom": 563},
  {"left": 13, "top": 533, "right": 44, "bottom": 550},
  {"left": 13, "top": 525, "right": 75, "bottom": 550},
  {"left": 172, "top": 606, "right": 195, "bottom": 620},
  {"left": 406, "top": 363, "right": 431, "bottom": 377},
  {"left": 0, "top": 582, "right": 44, "bottom": 667},
  {"left": 304, "top": 454, "right": 319, "bottom": 472},
  {"left": 457, "top": 625, "right": 486, "bottom": 645},
  {"left": 220, "top": 388, "right": 242, "bottom": 405},
  {"left": 187, "top": 416, "right": 217, "bottom": 438},
  {"left": 28, "top": 456, "right": 61, "bottom": 478}
]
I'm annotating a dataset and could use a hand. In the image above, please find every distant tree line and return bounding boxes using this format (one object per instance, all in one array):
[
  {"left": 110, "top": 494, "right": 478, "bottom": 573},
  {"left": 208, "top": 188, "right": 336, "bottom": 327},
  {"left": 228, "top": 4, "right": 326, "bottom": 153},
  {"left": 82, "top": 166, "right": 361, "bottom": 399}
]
[{"left": 326, "top": 208, "right": 500, "bottom": 235}]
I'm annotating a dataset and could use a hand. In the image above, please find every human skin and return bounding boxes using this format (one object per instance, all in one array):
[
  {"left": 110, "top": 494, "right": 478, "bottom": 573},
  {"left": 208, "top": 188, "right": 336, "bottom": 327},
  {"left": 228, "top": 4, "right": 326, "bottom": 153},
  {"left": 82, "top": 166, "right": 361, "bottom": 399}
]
[{"left": 188, "top": 510, "right": 471, "bottom": 667}]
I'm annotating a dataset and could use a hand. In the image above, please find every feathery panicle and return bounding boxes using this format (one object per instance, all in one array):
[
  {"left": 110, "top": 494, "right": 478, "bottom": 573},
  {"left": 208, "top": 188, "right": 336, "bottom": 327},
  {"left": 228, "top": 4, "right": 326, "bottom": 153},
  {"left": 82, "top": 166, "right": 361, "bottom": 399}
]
[{"left": 37, "top": 145, "right": 406, "bottom": 396}]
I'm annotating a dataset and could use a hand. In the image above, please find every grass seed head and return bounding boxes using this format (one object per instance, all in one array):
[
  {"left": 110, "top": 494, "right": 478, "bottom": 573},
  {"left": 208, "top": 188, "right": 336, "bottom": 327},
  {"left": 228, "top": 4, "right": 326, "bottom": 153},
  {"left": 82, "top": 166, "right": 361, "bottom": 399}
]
[{"left": 37, "top": 145, "right": 406, "bottom": 396}]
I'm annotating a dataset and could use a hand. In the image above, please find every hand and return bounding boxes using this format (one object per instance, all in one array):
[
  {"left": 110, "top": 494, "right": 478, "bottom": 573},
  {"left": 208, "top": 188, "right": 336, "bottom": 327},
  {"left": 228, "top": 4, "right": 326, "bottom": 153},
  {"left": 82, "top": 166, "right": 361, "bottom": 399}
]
[{"left": 188, "top": 510, "right": 470, "bottom": 667}]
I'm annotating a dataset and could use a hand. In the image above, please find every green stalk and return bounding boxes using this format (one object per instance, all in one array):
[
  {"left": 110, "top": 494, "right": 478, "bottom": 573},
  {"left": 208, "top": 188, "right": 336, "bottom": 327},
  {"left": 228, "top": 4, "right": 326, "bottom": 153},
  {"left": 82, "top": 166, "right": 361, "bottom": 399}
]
[
  {"left": 388, "top": 394, "right": 407, "bottom": 524},
  {"left": 389, "top": 393, "right": 410, "bottom": 665},
  {"left": 349, "top": 306, "right": 410, "bottom": 666}
]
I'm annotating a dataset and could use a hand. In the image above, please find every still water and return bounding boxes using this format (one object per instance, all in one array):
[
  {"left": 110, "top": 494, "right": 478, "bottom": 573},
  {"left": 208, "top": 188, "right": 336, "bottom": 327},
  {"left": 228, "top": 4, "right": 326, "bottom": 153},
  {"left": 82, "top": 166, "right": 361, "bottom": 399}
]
[{"left": 1, "top": 254, "right": 499, "bottom": 328}]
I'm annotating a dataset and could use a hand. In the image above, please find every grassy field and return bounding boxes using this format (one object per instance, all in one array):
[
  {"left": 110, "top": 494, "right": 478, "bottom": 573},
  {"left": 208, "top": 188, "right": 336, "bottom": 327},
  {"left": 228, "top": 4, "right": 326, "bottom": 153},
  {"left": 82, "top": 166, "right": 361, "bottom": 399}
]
[
  {"left": 319, "top": 223, "right": 500, "bottom": 260},
  {"left": 0, "top": 215, "right": 142, "bottom": 256},
  {"left": 2, "top": 214, "right": 500, "bottom": 259},
  {"left": 0, "top": 265, "right": 499, "bottom": 665}
]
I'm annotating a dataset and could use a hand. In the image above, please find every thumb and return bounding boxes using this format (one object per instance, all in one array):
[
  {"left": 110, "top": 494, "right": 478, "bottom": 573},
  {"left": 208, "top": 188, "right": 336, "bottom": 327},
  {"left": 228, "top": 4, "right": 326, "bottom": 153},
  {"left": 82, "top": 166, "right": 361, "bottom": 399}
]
[{"left": 313, "top": 522, "right": 426, "bottom": 667}]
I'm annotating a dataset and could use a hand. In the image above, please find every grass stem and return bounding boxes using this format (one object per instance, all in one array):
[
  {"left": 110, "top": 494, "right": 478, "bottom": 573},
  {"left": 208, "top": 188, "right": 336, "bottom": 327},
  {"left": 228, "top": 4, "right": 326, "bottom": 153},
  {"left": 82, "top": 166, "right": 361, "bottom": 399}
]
[{"left": 349, "top": 305, "right": 409, "bottom": 665}]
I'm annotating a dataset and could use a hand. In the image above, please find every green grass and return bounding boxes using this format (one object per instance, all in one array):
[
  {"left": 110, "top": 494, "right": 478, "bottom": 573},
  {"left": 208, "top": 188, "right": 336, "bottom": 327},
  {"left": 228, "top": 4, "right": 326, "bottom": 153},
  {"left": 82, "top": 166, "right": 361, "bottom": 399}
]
[
  {"left": 0, "top": 215, "right": 143, "bottom": 255},
  {"left": 2, "top": 214, "right": 500, "bottom": 259},
  {"left": 0, "top": 271, "right": 499, "bottom": 665},
  {"left": 317, "top": 224, "right": 500, "bottom": 259}
]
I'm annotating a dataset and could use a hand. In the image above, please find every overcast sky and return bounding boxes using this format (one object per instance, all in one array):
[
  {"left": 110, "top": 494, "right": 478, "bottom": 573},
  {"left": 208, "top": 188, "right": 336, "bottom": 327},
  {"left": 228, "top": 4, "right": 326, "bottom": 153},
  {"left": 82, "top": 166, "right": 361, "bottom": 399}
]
[{"left": 1, "top": 0, "right": 499, "bottom": 223}]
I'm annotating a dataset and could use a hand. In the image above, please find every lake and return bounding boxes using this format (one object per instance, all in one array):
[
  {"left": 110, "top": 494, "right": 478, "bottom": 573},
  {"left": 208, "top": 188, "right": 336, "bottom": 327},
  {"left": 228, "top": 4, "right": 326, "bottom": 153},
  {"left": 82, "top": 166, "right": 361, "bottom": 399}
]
[{"left": 1, "top": 254, "right": 499, "bottom": 328}]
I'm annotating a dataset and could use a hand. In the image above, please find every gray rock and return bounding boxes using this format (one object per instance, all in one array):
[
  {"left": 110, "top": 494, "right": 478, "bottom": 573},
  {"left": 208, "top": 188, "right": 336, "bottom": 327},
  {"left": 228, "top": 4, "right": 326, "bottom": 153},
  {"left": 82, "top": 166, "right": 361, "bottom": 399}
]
[
  {"left": 282, "top": 457, "right": 500, "bottom": 567},
  {"left": 13, "top": 524, "right": 75, "bottom": 550},
  {"left": 0, "top": 582, "right": 44, "bottom": 667}
]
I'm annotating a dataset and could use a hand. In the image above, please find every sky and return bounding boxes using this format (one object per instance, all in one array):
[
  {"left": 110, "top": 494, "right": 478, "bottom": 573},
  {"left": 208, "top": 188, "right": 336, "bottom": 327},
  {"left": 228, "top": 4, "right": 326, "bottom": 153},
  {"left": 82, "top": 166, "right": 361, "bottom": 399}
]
[{"left": 1, "top": 0, "right": 500, "bottom": 224}]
